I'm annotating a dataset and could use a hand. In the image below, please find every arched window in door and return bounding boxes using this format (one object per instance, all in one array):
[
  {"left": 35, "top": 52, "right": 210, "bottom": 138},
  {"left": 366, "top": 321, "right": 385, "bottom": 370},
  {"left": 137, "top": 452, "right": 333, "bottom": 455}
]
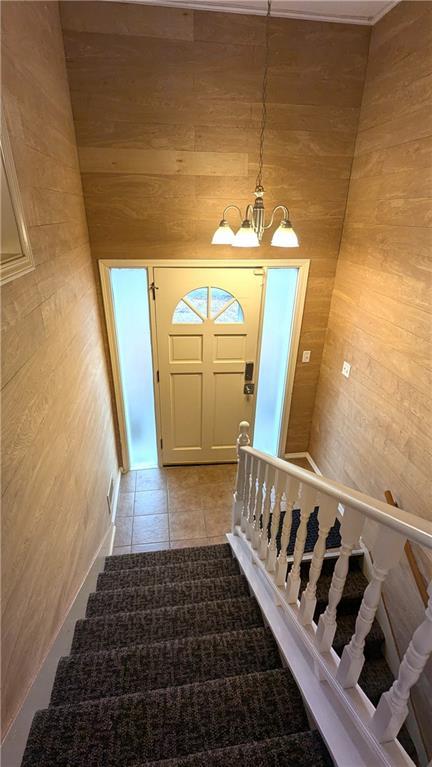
[{"left": 172, "top": 286, "right": 244, "bottom": 324}]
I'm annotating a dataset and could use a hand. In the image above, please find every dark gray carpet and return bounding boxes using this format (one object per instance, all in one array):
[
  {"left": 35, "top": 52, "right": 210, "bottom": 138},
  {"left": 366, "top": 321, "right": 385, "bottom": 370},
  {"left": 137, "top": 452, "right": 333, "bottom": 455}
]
[
  {"left": 22, "top": 670, "right": 310, "bottom": 766},
  {"left": 72, "top": 596, "right": 264, "bottom": 654},
  {"left": 51, "top": 627, "right": 281, "bottom": 706},
  {"left": 96, "top": 557, "right": 240, "bottom": 592},
  {"left": 86, "top": 574, "right": 249, "bottom": 618},
  {"left": 104, "top": 542, "right": 232, "bottom": 571},
  {"left": 21, "top": 541, "right": 417, "bottom": 766},
  {"left": 143, "top": 731, "right": 333, "bottom": 766}
]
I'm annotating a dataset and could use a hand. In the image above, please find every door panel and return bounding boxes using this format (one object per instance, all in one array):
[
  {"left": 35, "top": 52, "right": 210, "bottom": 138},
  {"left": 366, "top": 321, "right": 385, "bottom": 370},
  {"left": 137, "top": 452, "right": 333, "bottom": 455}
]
[{"left": 154, "top": 267, "right": 263, "bottom": 464}]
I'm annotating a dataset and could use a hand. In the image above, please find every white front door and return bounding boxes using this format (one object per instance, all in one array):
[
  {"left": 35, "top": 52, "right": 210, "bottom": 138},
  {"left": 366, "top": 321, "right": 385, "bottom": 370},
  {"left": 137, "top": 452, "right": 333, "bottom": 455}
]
[{"left": 154, "top": 267, "right": 263, "bottom": 464}]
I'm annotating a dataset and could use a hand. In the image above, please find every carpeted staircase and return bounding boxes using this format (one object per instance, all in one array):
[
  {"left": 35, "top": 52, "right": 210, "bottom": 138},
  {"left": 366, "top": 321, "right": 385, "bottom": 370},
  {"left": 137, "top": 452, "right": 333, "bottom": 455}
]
[{"left": 21, "top": 542, "right": 417, "bottom": 766}]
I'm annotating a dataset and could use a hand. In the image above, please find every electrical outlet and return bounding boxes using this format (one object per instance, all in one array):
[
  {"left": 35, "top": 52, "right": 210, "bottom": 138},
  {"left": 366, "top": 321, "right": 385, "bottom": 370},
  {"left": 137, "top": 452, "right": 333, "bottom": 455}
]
[
  {"left": 302, "top": 350, "right": 311, "bottom": 363},
  {"left": 342, "top": 361, "right": 351, "bottom": 378}
]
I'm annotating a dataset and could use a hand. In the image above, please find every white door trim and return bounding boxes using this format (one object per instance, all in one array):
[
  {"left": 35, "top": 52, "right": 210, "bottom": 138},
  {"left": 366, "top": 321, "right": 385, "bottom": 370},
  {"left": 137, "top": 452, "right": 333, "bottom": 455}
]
[{"left": 99, "top": 258, "right": 310, "bottom": 469}]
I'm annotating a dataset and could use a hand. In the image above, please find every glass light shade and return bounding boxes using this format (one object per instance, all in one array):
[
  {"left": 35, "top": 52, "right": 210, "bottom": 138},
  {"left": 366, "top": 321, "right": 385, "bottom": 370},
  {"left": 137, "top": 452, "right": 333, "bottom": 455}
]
[
  {"left": 211, "top": 220, "right": 235, "bottom": 245},
  {"left": 271, "top": 220, "right": 299, "bottom": 248},
  {"left": 232, "top": 220, "right": 260, "bottom": 248}
]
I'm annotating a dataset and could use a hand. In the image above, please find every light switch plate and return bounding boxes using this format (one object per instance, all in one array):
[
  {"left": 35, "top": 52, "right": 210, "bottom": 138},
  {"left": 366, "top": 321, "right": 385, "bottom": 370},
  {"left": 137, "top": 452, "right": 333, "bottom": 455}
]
[
  {"left": 302, "top": 350, "right": 311, "bottom": 363},
  {"left": 342, "top": 361, "right": 351, "bottom": 378}
]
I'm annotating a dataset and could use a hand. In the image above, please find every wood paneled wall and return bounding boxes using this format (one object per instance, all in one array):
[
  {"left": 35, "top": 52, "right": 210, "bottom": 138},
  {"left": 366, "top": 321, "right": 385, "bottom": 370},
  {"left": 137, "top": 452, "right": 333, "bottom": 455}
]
[
  {"left": 59, "top": 1, "right": 371, "bottom": 452},
  {"left": 1, "top": 2, "right": 118, "bottom": 737},
  {"left": 309, "top": 2, "right": 432, "bottom": 752}
]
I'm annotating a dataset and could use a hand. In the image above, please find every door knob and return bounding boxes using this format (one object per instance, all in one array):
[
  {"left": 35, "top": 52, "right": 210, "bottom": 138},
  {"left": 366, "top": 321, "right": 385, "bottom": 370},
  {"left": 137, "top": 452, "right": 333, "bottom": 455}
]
[{"left": 244, "top": 383, "right": 255, "bottom": 395}]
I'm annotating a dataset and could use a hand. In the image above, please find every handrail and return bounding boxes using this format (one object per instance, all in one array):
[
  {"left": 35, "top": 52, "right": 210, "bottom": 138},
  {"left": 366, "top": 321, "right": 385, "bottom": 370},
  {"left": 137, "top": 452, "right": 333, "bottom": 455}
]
[
  {"left": 241, "top": 446, "right": 432, "bottom": 549},
  {"left": 233, "top": 427, "right": 432, "bottom": 763}
]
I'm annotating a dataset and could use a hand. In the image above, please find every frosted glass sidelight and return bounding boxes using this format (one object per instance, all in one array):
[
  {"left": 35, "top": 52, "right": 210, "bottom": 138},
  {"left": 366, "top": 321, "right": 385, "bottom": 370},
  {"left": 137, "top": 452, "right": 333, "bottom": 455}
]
[
  {"left": 111, "top": 268, "right": 158, "bottom": 469},
  {"left": 253, "top": 268, "right": 298, "bottom": 457}
]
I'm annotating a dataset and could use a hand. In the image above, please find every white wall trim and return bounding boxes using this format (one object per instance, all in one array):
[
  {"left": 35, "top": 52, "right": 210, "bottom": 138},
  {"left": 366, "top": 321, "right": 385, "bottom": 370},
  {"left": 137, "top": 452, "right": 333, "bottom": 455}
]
[
  {"left": 103, "top": 0, "right": 400, "bottom": 26},
  {"left": 100, "top": 258, "right": 310, "bottom": 471},
  {"left": 284, "top": 451, "right": 322, "bottom": 476},
  {"left": 1, "top": 524, "right": 113, "bottom": 766},
  {"left": 109, "top": 467, "right": 122, "bottom": 526}
]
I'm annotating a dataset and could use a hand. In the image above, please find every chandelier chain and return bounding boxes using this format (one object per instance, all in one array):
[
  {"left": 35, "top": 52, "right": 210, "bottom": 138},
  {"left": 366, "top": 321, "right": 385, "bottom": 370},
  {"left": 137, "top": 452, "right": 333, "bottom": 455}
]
[{"left": 255, "top": 0, "right": 272, "bottom": 191}]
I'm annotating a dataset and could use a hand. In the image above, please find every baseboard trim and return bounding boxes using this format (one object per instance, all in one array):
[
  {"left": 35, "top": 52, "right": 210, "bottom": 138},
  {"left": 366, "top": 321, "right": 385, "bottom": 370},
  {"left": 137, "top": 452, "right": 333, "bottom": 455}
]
[
  {"left": 284, "top": 451, "right": 323, "bottom": 476},
  {"left": 110, "top": 467, "right": 122, "bottom": 525},
  {"left": 1, "top": 523, "right": 114, "bottom": 766}
]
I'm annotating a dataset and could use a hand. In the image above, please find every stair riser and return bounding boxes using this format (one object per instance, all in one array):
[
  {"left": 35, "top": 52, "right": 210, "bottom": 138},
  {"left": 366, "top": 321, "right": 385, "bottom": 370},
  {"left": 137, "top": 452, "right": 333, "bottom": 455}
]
[
  {"left": 104, "top": 544, "right": 233, "bottom": 572},
  {"left": 51, "top": 630, "right": 281, "bottom": 707},
  {"left": 97, "top": 559, "right": 240, "bottom": 592},
  {"left": 22, "top": 670, "right": 310, "bottom": 767},
  {"left": 72, "top": 598, "right": 263, "bottom": 655},
  {"left": 86, "top": 576, "right": 250, "bottom": 619}
]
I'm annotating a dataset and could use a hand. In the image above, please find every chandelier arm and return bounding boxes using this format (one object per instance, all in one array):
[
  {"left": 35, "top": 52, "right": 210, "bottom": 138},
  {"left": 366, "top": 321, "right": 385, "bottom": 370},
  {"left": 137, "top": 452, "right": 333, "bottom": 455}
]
[
  {"left": 263, "top": 204, "right": 290, "bottom": 230},
  {"left": 245, "top": 203, "right": 255, "bottom": 221},
  {"left": 222, "top": 204, "right": 243, "bottom": 222}
]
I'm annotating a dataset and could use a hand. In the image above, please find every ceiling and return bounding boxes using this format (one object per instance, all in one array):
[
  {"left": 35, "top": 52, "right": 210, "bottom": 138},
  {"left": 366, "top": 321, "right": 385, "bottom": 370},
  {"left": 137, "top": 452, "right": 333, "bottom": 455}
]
[{"left": 112, "top": 0, "right": 399, "bottom": 25}]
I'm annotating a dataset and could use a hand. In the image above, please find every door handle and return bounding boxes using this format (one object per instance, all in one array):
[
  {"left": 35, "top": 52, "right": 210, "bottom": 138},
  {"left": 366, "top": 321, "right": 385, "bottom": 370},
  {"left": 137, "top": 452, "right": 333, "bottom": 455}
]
[{"left": 244, "top": 383, "right": 255, "bottom": 395}]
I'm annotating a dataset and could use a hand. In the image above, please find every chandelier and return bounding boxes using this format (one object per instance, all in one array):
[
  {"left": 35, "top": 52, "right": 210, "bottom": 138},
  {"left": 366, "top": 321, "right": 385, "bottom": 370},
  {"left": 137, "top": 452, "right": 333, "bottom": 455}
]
[{"left": 211, "top": 0, "right": 299, "bottom": 249}]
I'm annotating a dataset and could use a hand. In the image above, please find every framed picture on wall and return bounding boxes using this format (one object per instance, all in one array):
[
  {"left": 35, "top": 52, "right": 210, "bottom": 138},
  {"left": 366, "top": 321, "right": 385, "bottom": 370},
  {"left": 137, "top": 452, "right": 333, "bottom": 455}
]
[{"left": 1, "top": 110, "right": 34, "bottom": 285}]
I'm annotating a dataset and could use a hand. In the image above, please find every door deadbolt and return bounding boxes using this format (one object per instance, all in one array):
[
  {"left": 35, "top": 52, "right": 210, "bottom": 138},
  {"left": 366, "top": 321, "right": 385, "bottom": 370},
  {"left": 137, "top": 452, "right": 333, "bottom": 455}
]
[{"left": 244, "top": 362, "right": 254, "bottom": 381}]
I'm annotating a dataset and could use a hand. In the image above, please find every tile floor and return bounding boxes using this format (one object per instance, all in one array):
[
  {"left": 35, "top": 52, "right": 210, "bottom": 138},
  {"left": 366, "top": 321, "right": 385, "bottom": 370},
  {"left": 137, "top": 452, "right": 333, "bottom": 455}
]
[{"left": 112, "top": 463, "right": 238, "bottom": 555}]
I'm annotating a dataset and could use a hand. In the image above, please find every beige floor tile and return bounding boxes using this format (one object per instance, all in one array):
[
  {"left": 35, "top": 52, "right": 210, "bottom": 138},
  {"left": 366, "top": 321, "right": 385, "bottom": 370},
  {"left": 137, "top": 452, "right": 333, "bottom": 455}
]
[
  {"left": 166, "top": 463, "right": 237, "bottom": 490},
  {"left": 204, "top": 508, "right": 232, "bottom": 537},
  {"left": 168, "top": 483, "right": 232, "bottom": 514},
  {"left": 119, "top": 471, "right": 137, "bottom": 493},
  {"left": 112, "top": 545, "right": 132, "bottom": 555},
  {"left": 132, "top": 514, "right": 169, "bottom": 544},
  {"left": 114, "top": 517, "right": 133, "bottom": 547},
  {"left": 131, "top": 542, "right": 170, "bottom": 553},
  {"left": 136, "top": 468, "right": 167, "bottom": 492},
  {"left": 169, "top": 510, "right": 206, "bottom": 541},
  {"left": 116, "top": 492, "right": 134, "bottom": 517},
  {"left": 170, "top": 536, "right": 227, "bottom": 549},
  {"left": 134, "top": 490, "right": 167, "bottom": 516}
]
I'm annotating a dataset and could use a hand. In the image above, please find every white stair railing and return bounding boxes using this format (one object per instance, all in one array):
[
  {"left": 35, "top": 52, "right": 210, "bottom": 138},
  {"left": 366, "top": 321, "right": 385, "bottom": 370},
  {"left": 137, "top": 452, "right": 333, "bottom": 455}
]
[{"left": 232, "top": 422, "right": 432, "bottom": 765}]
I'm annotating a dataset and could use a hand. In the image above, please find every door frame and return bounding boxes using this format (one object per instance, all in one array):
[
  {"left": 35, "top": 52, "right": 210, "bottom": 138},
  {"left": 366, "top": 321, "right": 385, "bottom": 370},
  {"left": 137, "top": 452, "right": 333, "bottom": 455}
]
[{"left": 99, "top": 258, "right": 310, "bottom": 470}]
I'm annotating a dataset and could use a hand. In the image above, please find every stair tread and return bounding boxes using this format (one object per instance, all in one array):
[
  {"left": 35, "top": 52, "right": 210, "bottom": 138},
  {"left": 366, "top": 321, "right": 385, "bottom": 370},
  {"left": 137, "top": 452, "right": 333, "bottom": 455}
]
[
  {"left": 86, "top": 574, "right": 249, "bottom": 618},
  {"left": 72, "top": 596, "right": 263, "bottom": 654},
  {"left": 22, "top": 669, "right": 310, "bottom": 767},
  {"left": 51, "top": 626, "right": 281, "bottom": 706},
  {"left": 142, "top": 731, "right": 333, "bottom": 767},
  {"left": 97, "top": 557, "right": 240, "bottom": 592},
  {"left": 104, "top": 543, "right": 232, "bottom": 572}
]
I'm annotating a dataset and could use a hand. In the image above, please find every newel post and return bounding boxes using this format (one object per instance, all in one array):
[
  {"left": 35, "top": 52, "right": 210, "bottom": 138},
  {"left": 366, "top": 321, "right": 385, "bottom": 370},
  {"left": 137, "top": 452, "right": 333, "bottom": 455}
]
[
  {"left": 232, "top": 421, "right": 250, "bottom": 532},
  {"left": 371, "top": 581, "right": 432, "bottom": 743}
]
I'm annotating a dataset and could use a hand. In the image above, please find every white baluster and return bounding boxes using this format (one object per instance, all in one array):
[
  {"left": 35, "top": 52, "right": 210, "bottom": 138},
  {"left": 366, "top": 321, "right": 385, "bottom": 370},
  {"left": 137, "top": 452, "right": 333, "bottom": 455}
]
[
  {"left": 286, "top": 483, "right": 317, "bottom": 602},
  {"left": 251, "top": 460, "right": 265, "bottom": 550},
  {"left": 316, "top": 507, "right": 365, "bottom": 651},
  {"left": 266, "top": 470, "right": 284, "bottom": 573},
  {"left": 275, "top": 477, "right": 300, "bottom": 586},
  {"left": 246, "top": 455, "right": 258, "bottom": 541},
  {"left": 371, "top": 582, "right": 432, "bottom": 743},
  {"left": 337, "top": 525, "right": 406, "bottom": 688},
  {"left": 258, "top": 465, "right": 275, "bottom": 560},
  {"left": 233, "top": 421, "right": 250, "bottom": 530},
  {"left": 299, "top": 493, "right": 339, "bottom": 625},
  {"left": 240, "top": 451, "right": 251, "bottom": 535}
]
